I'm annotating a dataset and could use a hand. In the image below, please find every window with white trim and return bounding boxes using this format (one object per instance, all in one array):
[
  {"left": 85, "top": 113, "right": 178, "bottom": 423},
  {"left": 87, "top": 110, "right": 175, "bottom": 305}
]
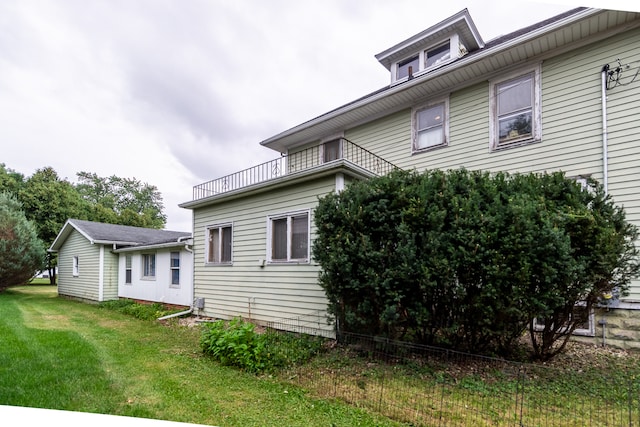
[
  {"left": 170, "top": 251, "right": 180, "bottom": 286},
  {"left": 142, "top": 253, "right": 156, "bottom": 279},
  {"left": 490, "top": 66, "right": 541, "bottom": 150},
  {"left": 392, "top": 36, "right": 459, "bottom": 84},
  {"left": 268, "top": 211, "right": 310, "bottom": 263},
  {"left": 72, "top": 256, "right": 79, "bottom": 277},
  {"left": 413, "top": 99, "right": 449, "bottom": 152},
  {"left": 397, "top": 55, "right": 419, "bottom": 80},
  {"left": 425, "top": 43, "right": 450, "bottom": 68},
  {"left": 125, "top": 255, "right": 132, "bottom": 284},
  {"left": 206, "top": 224, "right": 232, "bottom": 264},
  {"left": 533, "top": 304, "right": 595, "bottom": 337}
]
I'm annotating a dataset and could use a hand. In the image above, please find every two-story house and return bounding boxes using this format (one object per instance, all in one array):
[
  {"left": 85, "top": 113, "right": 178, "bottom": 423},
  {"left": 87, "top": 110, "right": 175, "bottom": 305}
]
[{"left": 180, "top": 7, "right": 640, "bottom": 348}]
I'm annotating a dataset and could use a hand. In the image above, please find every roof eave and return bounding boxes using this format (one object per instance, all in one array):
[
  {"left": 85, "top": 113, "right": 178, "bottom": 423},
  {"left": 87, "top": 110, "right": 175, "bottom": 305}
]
[{"left": 260, "top": 7, "right": 609, "bottom": 153}]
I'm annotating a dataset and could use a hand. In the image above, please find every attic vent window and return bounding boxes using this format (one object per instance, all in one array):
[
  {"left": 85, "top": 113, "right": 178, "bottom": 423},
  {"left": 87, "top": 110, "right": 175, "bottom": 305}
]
[{"left": 397, "top": 55, "right": 419, "bottom": 80}]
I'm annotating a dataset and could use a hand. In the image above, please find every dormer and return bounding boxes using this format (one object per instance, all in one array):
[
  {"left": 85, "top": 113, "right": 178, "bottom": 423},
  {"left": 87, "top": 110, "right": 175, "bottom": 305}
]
[{"left": 375, "top": 9, "right": 484, "bottom": 86}]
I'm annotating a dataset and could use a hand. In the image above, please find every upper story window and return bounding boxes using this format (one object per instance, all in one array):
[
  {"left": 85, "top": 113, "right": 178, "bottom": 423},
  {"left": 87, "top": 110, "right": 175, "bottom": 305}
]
[
  {"left": 393, "top": 37, "right": 458, "bottom": 84},
  {"left": 323, "top": 139, "right": 342, "bottom": 162},
  {"left": 268, "top": 210, "right": 310, "bottom": 263},
  {"left": 490, "top": 66, "right": 541, "bottom": 151},
  {"left": 425, "top": 43, "right": 450, "bottom": 68},
  {"left": 413, "top": 98, "right": 449, "bottom": 153},
  {"left": 397, "top": 55, "right": 419, "bottom": 80},
  {"left": 206, "top": 224, "right": 232, "bottom": 265}
]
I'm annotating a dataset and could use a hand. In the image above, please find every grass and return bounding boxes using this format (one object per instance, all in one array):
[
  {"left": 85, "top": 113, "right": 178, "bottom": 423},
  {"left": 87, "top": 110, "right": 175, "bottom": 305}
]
[
  {"left": 3, "top": 285, "right": 639, "bottom": 426},
  {"left": 0, "top": 286, "right": 402, "bottom": 426}
]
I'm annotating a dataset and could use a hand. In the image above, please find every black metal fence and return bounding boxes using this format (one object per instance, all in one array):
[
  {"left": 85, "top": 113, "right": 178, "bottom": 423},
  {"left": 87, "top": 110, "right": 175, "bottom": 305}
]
[
  {"left": 191, "top": 138, "right": 397, "bottom": 200},
  {"left": 272, "top": 329, "right": 640, "bottom": 426}
]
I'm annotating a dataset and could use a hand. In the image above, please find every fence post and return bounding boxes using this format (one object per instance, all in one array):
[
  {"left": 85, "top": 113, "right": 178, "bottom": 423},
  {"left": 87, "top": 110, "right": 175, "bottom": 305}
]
[{"left": 515, "top": 365, "right": 525, "bottom": 426}]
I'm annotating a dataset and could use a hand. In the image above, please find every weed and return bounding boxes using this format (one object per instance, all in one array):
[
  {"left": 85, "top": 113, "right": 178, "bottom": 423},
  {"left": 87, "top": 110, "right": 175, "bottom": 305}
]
[{"left": 99, "top": 299, "right": 181, "bottom": 321}]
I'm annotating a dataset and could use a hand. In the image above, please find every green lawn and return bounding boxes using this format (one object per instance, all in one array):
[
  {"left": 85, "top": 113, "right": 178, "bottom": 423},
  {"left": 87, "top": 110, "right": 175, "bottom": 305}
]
[{"left": 0, "top": 285, "right": 402, "bottom": 426}]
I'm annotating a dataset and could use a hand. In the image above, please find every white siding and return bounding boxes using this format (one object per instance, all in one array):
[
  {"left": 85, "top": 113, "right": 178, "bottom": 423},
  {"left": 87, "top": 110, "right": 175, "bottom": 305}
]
[
  {"left": 118, "top": 248, "right": 193, "bottom": 307},
  {"left": 192, "top": 176, "right": 337, "bottom": 334}
]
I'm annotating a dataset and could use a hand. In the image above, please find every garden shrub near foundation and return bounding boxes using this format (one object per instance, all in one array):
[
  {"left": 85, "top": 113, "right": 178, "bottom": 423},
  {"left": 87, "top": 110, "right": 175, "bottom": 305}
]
[{"left": 313, "top": 169, "right": 640, "bottom": 360}]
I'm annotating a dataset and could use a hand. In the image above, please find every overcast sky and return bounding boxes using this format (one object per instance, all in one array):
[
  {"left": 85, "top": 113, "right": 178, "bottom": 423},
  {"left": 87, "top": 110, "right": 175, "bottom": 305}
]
[{"left": 1, "top": 0, "right": 635, "bottom": 231}]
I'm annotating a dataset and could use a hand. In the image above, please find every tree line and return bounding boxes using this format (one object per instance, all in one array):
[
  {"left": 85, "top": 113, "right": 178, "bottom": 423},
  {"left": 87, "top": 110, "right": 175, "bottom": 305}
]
[{"left": 0, "top": 163, "right": 166, "bottom": 290}]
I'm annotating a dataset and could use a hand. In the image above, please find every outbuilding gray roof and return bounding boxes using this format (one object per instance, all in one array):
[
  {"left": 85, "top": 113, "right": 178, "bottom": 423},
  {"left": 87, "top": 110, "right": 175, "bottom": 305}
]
[{"left": 49, "top": 218, "right": 191, "bottom": 251}]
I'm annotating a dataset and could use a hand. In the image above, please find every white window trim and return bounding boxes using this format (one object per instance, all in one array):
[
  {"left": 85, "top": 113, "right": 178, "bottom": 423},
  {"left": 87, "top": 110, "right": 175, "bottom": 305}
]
[
  {"left": 533, "top": 303, "right": 595, "bottom": 337},
  {"left": 266, "top": 209, "right": 311, "bottom": 264},
  {"left": 392, "top": 36, "right": 458, "bottom": 85},
  {"left": 205, "top": 223, "right": 233, "bottom": 266},
  {"left": 489, "top": 64, "right": 542, "bottom": 151},
  {"left": 170, "top": 251, "right": 180, "bottom": 287},
  {"left": 124, "top": 254, "right": 132, "bottom": 285},
  {"left": 141, "top": 253, "right": 156, "bottom": 280},
  {"left": 412, "top": 97, "right": 450, "bottom": 154},
  {"left": 72, "top": 256, "right": 79, "bottom": 277}
]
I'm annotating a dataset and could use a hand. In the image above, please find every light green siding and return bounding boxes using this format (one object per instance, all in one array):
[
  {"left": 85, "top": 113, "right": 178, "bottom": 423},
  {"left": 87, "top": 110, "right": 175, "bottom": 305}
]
[
  {"left": 102, "top": 245, "right": 119, "bottom": 301},
  {"left": 345, "top": 27, "right": 640, "bottom": 300},
  {"left": 57, "top": 230, "right": 119, "bottom": 302},
  {"left": 192, "top": 175, "right": 338, "bottom": 334},
  {"left": 57, "top": 230, "right": 101, "bottom": 301}
]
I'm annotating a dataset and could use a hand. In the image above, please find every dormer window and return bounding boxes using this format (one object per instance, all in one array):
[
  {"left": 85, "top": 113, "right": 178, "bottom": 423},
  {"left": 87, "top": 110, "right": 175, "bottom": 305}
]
[
  {"left": 392, "top": 38, "right": 456, "bottom": 84},
  {"left": 425, "top": 43, "right": 450, "bottom": 68},
  {"left": 397, "top": 55, "right": 419, "bottom": 80},
  {"left": 375, "top": 9, "right": 485, "bottom": 86}
]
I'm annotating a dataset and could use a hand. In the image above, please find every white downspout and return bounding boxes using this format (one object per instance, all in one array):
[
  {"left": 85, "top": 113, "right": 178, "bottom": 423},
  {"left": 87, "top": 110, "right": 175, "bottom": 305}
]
[
  {"left": 601, "top": 65, "right": 609, "bottom": 195},
  {"left": 600, "top": 65, "right": 610, "bottom": 347}
]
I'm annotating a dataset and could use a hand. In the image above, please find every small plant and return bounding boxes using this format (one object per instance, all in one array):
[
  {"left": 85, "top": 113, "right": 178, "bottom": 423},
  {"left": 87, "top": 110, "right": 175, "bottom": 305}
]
[
  {"left": 200, "top": 318, "right": 326, "bottom": 373},
  {"left": 99, "top": 299, "right": 180, "bottom": 321},
  {"left": 200, "top": 317, "right": 266, "bottom": 373}
]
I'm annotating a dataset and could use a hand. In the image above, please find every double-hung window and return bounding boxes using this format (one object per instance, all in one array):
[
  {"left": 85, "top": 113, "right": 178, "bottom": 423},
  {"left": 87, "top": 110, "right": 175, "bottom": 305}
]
[
  {"left": 413, "top": 99, "right": 448, "bottom": 152},
  {"left": 207, "top": 224, "right": 232, "bottom": 264},
  {"left": 268, "top": 211, "right": 310, "bottom": 263},
  {"left": 125, "top": 255, "right": 132, "bottom": 284},
  {"left": 170, "top": 251, "right": 180, "bottom": 285},
  {"left": 490, "top": 66, "right": 541, "bottom": 150},
  {"left": 142, "top": 253, "right": 156, "bottom": 279}
]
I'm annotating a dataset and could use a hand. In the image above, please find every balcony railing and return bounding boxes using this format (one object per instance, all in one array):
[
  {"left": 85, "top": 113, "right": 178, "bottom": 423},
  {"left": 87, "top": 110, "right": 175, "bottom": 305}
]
[{"left": 192, "top": 138, "right": 397, "bottom": 201}]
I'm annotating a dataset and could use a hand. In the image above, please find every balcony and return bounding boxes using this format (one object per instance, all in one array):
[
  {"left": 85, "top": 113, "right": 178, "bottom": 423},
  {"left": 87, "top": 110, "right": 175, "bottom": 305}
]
[{"left": 191, "top": 138, "right": 397, "bottom": 201}]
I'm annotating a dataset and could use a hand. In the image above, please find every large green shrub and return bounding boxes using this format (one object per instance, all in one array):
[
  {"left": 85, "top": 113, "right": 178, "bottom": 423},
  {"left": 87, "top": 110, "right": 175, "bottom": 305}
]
[
  {"left": 0, "top": 192, "right": 45, "bottom": 291},
  {"left": 313, "top": 169, "right": 639, "bottom": 359}
]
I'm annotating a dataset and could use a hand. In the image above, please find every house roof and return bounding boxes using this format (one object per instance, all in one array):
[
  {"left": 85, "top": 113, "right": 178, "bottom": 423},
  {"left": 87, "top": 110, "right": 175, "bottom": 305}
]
[
  {"left": 49, "top": 219, "right": 191, "bottom": 252},
  {"left": 260, "top": 7, "right": 640, "bottom": 153}
]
